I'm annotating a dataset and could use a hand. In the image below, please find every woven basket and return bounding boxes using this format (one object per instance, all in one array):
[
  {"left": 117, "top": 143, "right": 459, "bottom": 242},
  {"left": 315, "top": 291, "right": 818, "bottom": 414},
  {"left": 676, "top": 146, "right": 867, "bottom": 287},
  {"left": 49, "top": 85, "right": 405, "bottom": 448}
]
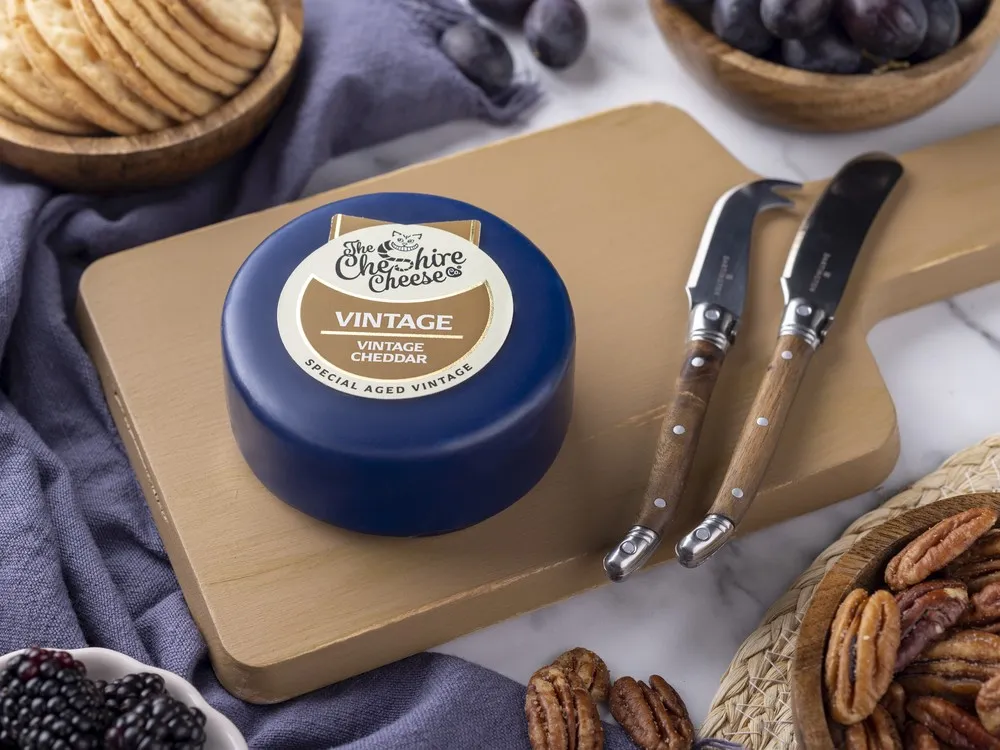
[{"left": 699, "top": 435, "right": 1000, "bottom": 749}]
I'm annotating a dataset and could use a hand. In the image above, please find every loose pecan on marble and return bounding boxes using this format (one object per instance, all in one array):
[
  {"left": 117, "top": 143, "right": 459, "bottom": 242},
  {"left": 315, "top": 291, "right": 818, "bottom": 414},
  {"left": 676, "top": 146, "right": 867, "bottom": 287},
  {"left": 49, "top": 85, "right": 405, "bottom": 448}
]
[
  {"left": 961, "top": 583, "right": 1000, "bottom": 633},
  {"left": 885, "top": 509, "right": 998, "bottom": 592},
  {"left": 976, "top": 673, "right": 1000, "bottom": 736},
  {"left": 609, "top": 675, "right": 694, "bottom": 750},
  {"left": 844, "top": 705, "right": 903, "bottom": 750},
  {"left": 898, "top": 630, "right": 1000, "bottom": 709},
  {"left": 948, "top": 531, "right": 1000, "bottom": 595},
  {"left": 525, "top": 665, "right": 604, "bottom": 750},
  {"left": 552, "top": 648, "right": 611, "bottom": 704},
  {"left": 826, "top": 589, "right": 902, "bottom": 725},
  {"left": 907, "top": 696, "right": 1000, "bottom": 750},
  {"left": 882, "top": 683, "right": 909, "bottom": 735},
  {"left": 904, "top": 722, "right": 942, "bottom": 750},
  {"left": 895, "top": 580, "right": 970, "bottom": 672}
]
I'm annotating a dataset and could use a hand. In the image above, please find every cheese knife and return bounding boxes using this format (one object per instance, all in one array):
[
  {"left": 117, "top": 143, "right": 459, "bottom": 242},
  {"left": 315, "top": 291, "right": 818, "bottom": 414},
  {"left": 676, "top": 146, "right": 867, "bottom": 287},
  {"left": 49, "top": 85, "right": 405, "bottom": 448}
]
[
  {"left": 602, "top": 178, "right": 801, "bottom": 583},
  {"left": 675, "top": 152, "right": 905, "bottom": 569}
]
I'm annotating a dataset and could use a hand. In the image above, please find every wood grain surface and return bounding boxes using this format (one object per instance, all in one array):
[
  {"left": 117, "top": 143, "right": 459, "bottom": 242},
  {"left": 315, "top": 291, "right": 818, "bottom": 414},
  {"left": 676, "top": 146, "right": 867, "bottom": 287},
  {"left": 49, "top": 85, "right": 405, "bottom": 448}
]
[
  {"left": 76, "top": 103, "right": 1000, "bottom": 702},
  {"left": 790, "top": 493, "right": 1000, "bottom": 750},
  {"left": 703, "top": 333, "right": 815, "bottom": 525},
  {"left": 636, "top": 338, "right": 725, "bottom": 533},
  {"left": 0, "top": 0, "right": 302, "bottom": 191},
  {"left": 650, "top": 0, "right": 1000, "bottom": 132}
]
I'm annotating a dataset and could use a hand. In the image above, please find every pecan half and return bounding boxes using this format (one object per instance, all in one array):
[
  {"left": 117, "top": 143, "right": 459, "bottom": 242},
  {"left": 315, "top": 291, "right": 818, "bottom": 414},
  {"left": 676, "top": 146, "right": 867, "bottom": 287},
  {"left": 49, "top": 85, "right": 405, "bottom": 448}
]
[
  {"left": 898, "top": 630, "right": 1000, "bottom": 708},
  {"left": 826, "top": 589, "right": 902, "bottom": 725},
  {"left": 609, "top": 675, "right": 693, "bottom": 750},
  {"left": 882, "top": 683, "right": 909, "bottom": 735},
  {"left": 976, "top": 673, "right": 1000, "bottom": 736},
  {"left": 525, "top": 666, "right": 604, "bottom": 750},
  {"left": 907, "top": 696, "right": 1000, "bottom": 749},
  {"left": 552, "top": 648, "right": 611, "bottom": 704},
  {"left": 961, "top": 583, "right": 1000, "bottom": 633},
  {"left": 948, "top": 531, "right": 1000, "bottom": 595},
  {"left": 845, "top": 705, "right": 903, "bottom": 750},
  {"left": 904, "top": 721, "right": 942, "bottom": 750},
  {"left": 885, "top": 509, "right": 999, "bottom": 592},
  {"left": 896, "top": 580, "right": 970, "bottom": 672}
]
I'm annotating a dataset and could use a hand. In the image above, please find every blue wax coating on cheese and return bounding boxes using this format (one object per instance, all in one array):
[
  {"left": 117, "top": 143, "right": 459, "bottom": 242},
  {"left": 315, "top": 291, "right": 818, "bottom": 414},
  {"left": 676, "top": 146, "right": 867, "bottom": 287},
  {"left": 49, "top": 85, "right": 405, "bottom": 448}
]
[{"left": 222, "top": 192, "right": 575, "bottom": 536}]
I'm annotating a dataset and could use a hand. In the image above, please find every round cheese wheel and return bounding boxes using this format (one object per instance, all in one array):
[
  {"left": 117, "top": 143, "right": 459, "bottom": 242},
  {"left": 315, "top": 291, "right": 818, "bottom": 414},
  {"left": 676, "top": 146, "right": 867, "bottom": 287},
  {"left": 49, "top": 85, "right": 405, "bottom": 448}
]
[{"left": 222, "top": 192, "right": 575, "bottom": 536}]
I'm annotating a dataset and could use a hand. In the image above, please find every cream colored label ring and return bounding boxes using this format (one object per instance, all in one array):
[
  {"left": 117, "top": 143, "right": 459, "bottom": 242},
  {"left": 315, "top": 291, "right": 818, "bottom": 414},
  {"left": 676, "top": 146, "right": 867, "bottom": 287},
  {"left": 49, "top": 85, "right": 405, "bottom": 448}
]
[{"left": 277, "top": 223, "right": 514, "bottom": 400}]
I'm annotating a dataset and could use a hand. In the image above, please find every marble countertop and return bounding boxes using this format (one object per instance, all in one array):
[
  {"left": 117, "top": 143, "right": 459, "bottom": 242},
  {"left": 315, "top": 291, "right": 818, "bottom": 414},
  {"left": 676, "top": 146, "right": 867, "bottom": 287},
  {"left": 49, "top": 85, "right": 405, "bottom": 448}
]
[{"left": 302, "top": 0, "right": 1000, "bottom": 729}]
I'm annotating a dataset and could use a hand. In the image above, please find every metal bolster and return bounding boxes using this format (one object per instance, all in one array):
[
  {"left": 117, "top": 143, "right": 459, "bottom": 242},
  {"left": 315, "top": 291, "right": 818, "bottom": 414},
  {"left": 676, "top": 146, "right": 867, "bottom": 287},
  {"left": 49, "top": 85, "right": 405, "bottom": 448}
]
[
  {"left": 688, "top": 302, "right": 737, "bottom": 353},
  {"left": 777, "top": 298, "right": 830, "bottom": 349}
]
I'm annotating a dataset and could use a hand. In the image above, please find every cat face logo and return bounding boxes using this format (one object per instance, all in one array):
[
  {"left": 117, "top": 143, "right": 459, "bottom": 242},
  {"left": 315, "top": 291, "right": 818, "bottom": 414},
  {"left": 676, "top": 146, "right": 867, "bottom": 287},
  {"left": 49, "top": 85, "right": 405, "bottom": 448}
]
[
  {"left": 377, "top": 230, "right": 424, "bottom": 272},
  {"left": 389, "top": 230, "right": 420, "bottom": 252}
]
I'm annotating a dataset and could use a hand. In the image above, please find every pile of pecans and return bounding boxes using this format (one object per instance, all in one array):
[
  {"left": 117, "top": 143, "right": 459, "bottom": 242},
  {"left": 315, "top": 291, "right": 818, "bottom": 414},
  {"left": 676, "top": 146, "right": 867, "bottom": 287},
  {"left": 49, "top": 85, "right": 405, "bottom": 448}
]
[
  {"left": 824, "top": 506, "right": 1000, "bottom": 749},
  {"left": 524, "top": 647, "right": 695, "bottom": 750}
]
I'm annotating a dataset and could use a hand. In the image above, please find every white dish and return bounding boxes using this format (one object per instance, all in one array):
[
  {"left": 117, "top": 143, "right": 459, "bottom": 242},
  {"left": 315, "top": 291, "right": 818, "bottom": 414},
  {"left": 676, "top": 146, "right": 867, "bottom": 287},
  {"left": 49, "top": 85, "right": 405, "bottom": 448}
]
[{"left": 0, "top": 647, "right": 247, "bottom": 750}]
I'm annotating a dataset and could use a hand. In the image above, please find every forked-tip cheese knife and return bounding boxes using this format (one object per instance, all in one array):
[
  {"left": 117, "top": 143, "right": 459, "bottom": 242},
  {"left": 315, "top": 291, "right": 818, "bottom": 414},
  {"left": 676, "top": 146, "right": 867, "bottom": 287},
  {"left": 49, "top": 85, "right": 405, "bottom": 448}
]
[
  {"left": 675, "top": 152, "right": 905, "bottom": 569},
  {"left": 602, "top": 178, "right": 801, "bottom": 583}
]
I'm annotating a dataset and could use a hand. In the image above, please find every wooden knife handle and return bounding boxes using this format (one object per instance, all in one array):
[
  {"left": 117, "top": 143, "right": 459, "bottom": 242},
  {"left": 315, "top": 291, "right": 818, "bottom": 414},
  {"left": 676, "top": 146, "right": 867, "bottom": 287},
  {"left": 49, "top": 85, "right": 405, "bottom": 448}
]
[
  {"left": 703, "top": 333, "right": 816, "bottom": 526},
  {"left": 634, "top": 337, "right": 726, "bottom": 533}
]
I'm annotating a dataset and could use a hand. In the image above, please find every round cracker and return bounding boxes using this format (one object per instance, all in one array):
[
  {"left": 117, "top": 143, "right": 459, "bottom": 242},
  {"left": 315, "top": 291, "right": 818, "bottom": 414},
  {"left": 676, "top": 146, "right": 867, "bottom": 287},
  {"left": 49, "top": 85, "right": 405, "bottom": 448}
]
[
  {"left": 0, "top": 96, "right": 31, "bottom": 123},
  {"left": 23, "top": 0, "right": 168, "bottom": 131},
  {"left": 155, "top": 0, "right": 267, "bottom": 69},
  {"left": 187, "top": 0, "right": 275, "bottom": 52},
  {"left": 133, "top": 0, "right": 251, "bottom": 86},
  {"left": 106, "top": 0, "right": 238, "bottom": 96},
  {"left": 7, "top": 0, "right": 140, "bottom": 133},
  {"left": 0, "top": 74, "right": 99, "bottom": 131},
  {"left": 0, "top": 1, "right": 87, "bottom": 123},
  {"left": 72, "top": 0, "right": 190, "bottom": 122},
  {"left": 90, "top": 0, "right": 220, "bottom": 115}
]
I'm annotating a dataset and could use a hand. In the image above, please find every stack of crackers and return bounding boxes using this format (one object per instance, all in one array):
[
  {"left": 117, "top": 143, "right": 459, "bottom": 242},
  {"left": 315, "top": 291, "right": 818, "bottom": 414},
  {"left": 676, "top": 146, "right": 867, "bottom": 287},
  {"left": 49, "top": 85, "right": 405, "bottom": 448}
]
[{"left": 0, "top": 0, "right": 277, "bottom": 136}]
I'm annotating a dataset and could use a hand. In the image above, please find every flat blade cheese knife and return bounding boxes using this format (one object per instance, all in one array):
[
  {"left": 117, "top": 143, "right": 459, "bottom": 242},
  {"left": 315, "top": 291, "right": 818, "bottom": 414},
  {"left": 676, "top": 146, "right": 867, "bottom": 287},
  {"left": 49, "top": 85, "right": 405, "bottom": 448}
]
[
  {"left": 603, "top": 178, "right": 800, "bottom": 583},
  {"left": 675, "top": 153, "right": 905, "bottom": 569}
]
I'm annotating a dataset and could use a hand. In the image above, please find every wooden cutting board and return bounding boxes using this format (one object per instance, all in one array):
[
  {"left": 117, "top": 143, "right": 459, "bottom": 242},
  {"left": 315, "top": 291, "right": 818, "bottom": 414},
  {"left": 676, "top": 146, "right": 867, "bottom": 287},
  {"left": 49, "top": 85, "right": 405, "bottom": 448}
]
[{"left": 76, "top": 103, "right": 1000, "bottom": 704}]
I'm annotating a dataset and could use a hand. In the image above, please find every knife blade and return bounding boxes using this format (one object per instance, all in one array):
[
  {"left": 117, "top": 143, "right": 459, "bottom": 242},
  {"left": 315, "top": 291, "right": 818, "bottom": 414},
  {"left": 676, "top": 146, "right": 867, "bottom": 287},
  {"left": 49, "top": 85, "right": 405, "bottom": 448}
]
[
  {"left": 674, "top": 153, "right": 905, "bottom": 569},
  {"left": 602, "top": 178, "right": 800, "bottom": 583}
]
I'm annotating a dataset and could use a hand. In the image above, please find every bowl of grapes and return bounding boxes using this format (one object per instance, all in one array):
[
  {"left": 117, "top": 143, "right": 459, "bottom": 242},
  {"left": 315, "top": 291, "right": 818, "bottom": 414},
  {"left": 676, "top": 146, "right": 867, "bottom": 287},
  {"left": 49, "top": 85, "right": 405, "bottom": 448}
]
[{"left": 649, "top": 0, "right": 1000, "bottom": 131}]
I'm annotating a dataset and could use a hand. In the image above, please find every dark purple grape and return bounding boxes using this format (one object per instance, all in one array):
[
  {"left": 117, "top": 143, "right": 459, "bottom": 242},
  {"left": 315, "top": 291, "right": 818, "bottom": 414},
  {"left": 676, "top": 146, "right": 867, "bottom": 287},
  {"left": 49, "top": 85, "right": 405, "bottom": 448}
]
[
  {"left": 839, "top": 0, "right": 929, "bottom": 58},
  {"left": 674, "top": 0, "right": 715, "bottom": 30},
  {"left": 761, "top": 0, "right": 835, "bottom": 38},
  {"left": 955, "top": 0, "right": 988, "bottom": 26},
  {"left": 469, "top": 0, "right": 536, "bottom": 26},
  {"left": 524, "top": 0, "right": 588, "bottom": 69},
  {"left": 782, "top": 26, "right": 864, "bottom": 71},
  {"left": 712, "top": 0, "right": 776, "bottom": 56},
  {"left": 912, "top": 0, "right": 961, "bottom": 59},
  {"left": 439, "top": 20, "right": 515, "bottom": 96}
]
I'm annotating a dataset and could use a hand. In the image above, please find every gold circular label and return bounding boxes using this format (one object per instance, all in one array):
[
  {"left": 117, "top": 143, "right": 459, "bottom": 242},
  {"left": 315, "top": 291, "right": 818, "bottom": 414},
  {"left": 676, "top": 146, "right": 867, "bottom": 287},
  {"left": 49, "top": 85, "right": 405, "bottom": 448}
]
[{"left": 276, "top": 222, "right": 514, "bottom": 400}]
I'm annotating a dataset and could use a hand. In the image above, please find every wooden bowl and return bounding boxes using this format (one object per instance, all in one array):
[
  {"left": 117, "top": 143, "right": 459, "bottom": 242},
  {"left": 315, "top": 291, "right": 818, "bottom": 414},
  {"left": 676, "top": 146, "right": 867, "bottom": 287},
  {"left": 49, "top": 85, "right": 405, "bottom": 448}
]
[
  {"left": 790, "top": 492, "right": 1000, "bottom": 750},
  {"left": 0, "top": 0, "right": 303, "bottom": 192},
  {"left": 650, "top": 0, "right": 1000, "bottom": 132}
]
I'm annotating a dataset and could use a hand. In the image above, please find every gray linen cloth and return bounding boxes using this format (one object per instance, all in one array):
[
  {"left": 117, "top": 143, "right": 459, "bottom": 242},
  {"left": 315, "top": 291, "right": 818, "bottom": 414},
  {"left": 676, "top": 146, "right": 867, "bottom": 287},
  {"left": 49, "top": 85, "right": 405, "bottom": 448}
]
[{"left": 0, "top": 0, "right": 642, "bottom": 747}]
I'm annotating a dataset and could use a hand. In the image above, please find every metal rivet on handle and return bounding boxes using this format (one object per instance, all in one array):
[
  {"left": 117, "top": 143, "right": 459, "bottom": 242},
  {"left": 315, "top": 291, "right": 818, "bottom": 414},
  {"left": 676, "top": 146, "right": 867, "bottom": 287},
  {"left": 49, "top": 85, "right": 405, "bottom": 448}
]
[
  {"left": 705, "top": 308, "right": 721, "bottom": 321},
  {"left": 732, "top": 488, "right": 744, "bottom": 499},
  {"left": 691, "top": 357, "right": 705, "bottom": 368},
  {"left": 621, "top": 541, "right": 636, "bottom": 555},
  {"left": 695, "top": 528, "right": 711, "bottom": 541},
  {"left": 781, "top": 351, "right": 793, "bottom": 360},
  {"left": 654, "top": 498, "right": 666, "bottom": 509},
  {"left": 673, "top": 425, "right": 686, "bottom": 435},
  {"left": 757, "top": 417, "right": 769, "bottom": 426}
]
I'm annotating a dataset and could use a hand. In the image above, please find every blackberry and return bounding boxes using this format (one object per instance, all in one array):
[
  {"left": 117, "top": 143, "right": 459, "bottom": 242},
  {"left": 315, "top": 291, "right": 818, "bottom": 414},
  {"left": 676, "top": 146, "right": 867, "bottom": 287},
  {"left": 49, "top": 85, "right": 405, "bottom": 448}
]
[
  {"left": 104, "top": 694, "right": 207, "bottom": 750},
  {"left": 98, "top": 673, "right": 167, "bottom": 718},
  {"left": 0, "top": 647, "right": 109, "bottom": 749}
]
